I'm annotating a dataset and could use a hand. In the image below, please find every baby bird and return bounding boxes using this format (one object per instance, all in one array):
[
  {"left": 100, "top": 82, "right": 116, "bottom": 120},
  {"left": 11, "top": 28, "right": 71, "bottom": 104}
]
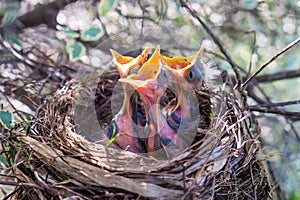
[
  {"left": 110, "top": 48, "right": 149, "bottom": 128},
  {"left": 106, "top": 79, "right": 147, "bottom": 153},
  {"left": 160, "top": 47, "right": 205, "bottom": 144},
  {"left": 106, "top": 49, "right": 150, "bottom": 153}
]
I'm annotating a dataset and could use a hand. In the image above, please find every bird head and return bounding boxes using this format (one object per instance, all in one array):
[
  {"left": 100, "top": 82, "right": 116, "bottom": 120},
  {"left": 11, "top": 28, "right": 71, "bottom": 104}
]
[
  {"left": 119, "top": 45, "right": 169, "bottom": 154},
  {"left": 119, "top": 45, "right": 167, "bottom": 100},
  {"left": 110, "top": 48, "right": 149, "bottom": 78},
  {"left": 161, "top": 46, "right": 204, "bottom": 111}
]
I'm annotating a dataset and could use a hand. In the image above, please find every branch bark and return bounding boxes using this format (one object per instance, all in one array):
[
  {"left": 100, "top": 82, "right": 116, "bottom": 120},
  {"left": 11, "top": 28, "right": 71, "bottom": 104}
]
[
  {"left": 243, "top": 36, "right": 300, "bottom": 87},
  {"left": 2, "top": 0, "right": 78, "bottom": 34},
  {"left": 254, "top": 69, "right": 300, "bottom": 83},
  {"left": 179, "top": 0, "right": 243, "bottom": 90}
]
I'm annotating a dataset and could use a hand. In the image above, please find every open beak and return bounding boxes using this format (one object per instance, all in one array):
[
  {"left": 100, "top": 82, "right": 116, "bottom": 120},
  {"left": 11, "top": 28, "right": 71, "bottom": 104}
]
[
  {"left": 186, "top": 46, "right": 203, "bottom": 64},
  {"left": 119, "top": 45, "right": 161, "bottom": 88},
  {"left": 160, "top": 46, "right": 203, "bottom": 69},
  {"left": 162, "top": 46, "right": 204, "bottom": 111},
  {"left": 110, "top": 49, "right": 133, "bottom": 64},
  {"left": 134, "top": 45, "right": 161, "bottom": 80},
  {"left": 110, "top": 48, "right": 149, "bottom": 78},
  {"left": 119, "top": 45, "right": 163, "bottom": 129}
]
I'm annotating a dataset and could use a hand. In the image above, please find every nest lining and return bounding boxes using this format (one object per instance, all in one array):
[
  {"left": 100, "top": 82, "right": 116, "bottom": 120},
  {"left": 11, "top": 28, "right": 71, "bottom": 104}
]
[{"left": 6, "top": 70, "right": 273, "bottom": 199}]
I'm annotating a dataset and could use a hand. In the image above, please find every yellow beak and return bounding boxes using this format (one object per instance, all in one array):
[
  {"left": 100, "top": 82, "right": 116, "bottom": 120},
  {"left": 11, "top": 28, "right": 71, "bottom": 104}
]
[
  {"left": 110, "top": 48, "right": 149, "bottom": 78},
  {"left": 134, "top": 45, "right": 161, "bottom": 80},
  {"left": 160, "top": 46, "right": 203, "bottom": 69},
  {"left": 118, "top": 45, "right": 162, "bottom": 100}
]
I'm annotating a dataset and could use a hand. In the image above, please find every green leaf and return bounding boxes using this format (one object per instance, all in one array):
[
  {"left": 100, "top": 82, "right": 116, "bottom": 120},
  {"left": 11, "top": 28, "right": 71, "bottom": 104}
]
[
  {"left": 106, "top": 133, "right": 120, "bottom": 147},
  {"left": 4, "top": 34, "right": 23, "bottom": 48},
  {"left": 0, "top": 110, "right": 13, "bottom": 129},
  {"left": 99, "top": 0, "right": 115, "bottom": 16},
  {"left": 33, "top": 3, "right": 44, "bottom": 9},
  {"left": 265, "top": 0, "right": 275, "bottom": 10},
  {"left": 65, "top": 40, "right": 86, "bottom": 62},
  {"left": 23, "top": 113, "right": 32, "bottom": 121},
  {"left": 288, "top": 0, "right": 298, "bottom": 6},
  {"left": 239, "top": 0, "right": 258, "bottom": 9},
  {"left": 80, "top": 26, "right": 103, "bottom": 42},
  {"left": 0, "top": 155, "right": 9, "bottom": 166},
  {"left": 0, "top": 2, "right": 20, "bottom": 25},
  {"left": 59, "top": 26, "right": 80, "bottom": 38},
  {"left": 209, "top": 113, "right": 214, "bottom": 120}
]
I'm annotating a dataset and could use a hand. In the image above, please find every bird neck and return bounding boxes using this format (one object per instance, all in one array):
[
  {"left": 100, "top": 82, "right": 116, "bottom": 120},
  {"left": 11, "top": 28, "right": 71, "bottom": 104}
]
[{"left": 119, "top": 89, "right": 132, "bottom": 116}]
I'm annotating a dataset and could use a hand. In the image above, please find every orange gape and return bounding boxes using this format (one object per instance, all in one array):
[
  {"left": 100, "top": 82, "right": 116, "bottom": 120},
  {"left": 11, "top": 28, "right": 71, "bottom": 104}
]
[{"left": 110, "top": 48, "right": 149, "bottom": 78}]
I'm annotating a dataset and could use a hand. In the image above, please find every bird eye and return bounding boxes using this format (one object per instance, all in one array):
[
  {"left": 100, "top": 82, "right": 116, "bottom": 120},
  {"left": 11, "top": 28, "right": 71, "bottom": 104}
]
[{"left": 185, "top": 66, "right": 202, "bottom": 83}]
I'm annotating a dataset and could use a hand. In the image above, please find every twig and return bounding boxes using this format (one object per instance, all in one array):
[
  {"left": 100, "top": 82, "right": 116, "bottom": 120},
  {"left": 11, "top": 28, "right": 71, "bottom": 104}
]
[
  {"left": 179, "top": 0, "right": 243, "bottom": 90},
  {"left": 93, "top": 1, "right": 109, "bottom": 38},
  {"left": 227, "top": 69, "right": 300, "bottom": 87},
  {"left": 243, "top": 36, "right": 300, "bottom": 87},
  {"left": 115, "top": 9, "right": 155, "bottom": 22},
  {"left": 0, "top": 180, "right": 44, "bottom": 189},
  {"left": 137, "top": 0, "right": 145, "bottom": 39},
  {"left": 286, "top": 119, "right": 300, "bottom": 141},
  {"left": 249, "top": 164, "right": 257, "bottom": 200},
  {"left": 249, "top": 107, "right": 300, "bottom": 119},
  {"left": 254, "top": 69, "right": 300, "bottom": 83},
  {"left": 249, "top": 100, "right": 300, "bottom": 108},
  {"left": 245, "top": 31, "right": 256, "bottom": 77},
  {"left": 2, "top": 0, "right": 78, "bottom": 34},
  {"left": 1, "top": 92, "right": 26, "bottom": 122}
]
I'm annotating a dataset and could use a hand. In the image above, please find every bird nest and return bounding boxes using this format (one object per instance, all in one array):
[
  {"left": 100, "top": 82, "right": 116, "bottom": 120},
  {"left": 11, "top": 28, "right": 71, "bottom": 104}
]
[{"left": 7, "top": 69, "right": 273, "bottom": 199}]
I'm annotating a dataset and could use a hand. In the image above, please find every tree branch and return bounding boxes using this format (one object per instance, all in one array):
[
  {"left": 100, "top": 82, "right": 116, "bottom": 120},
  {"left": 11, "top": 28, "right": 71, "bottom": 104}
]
[
  {"left": 249, "top": 100, "right": 300, "bottom": 108},
  {"left": 254, "top": 69, "right": 300, "bottom": 83},
  {"left": 249, "top": 107, "right": 300, "bottom": 120},
  {"left": 226, "top": 69, "right": 300, "bottom": 90},
  {"left": 2, "top": 0, "right": 78, "bottom": 34},
  {"left": 243, "top": 36, "right": 300, "bottom": 87},
  {"left": 179, "top": 0, "right": 243, "bottom": 90}
]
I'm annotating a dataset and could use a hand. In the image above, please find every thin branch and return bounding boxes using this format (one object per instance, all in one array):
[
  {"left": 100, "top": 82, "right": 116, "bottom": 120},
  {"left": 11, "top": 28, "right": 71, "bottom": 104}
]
[
  {"left": 138, "top": 0, "right": 145, "bottom": 39},
  {"left": 0, "top": 180, "right": 44, "bottom": 190},
  {"left": 247, "top": 86, "right": 269, "bottom": 104},
  {"left": 254, "top": 69, "right": 300, "bottom": 83},
  {"left": 250, "top": 107, "right": 300, "bottom": 120},
  {"left": 245, "top": 31, "right": 256, "bottom": 77},
  {"left": 249, "top": 100, "right": 300, "bottom": 108},
  {"left": 115, "top": 9, "right": 154, "bottom": 22},
  {"left": 93, "top": 1, "right": 109, "bottom": 38},
  {"left": 227, "top": 69, "right": 300, "bottom": 86},
  {"left": 2, "top": 0, "right": 78, "bottom": 34},
  {"left": 286, "top": 119, "right": 300, "bottom": 141},
  {"left": 243, "top": 36, "right": 300, "bottom": 87},
  {"left": 179, "top": 0, "right": 243, "bottom": 90}
]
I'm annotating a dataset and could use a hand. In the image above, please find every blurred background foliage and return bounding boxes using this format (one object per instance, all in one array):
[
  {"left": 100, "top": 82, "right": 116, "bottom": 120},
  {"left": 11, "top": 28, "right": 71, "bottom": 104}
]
[{"left": 0, "top": 0, "right": 300, "bottom": 199}]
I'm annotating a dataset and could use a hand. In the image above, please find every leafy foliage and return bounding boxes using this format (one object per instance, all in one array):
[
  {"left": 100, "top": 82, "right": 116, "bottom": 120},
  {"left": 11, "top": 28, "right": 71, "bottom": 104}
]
[
  {"left": 98, "top": 0, "right": 116, "bottom": 16},
  {"left": 58, "top": 26, "right": 80, "bottom": 38},
  {"left": 66, "top": 40, "right": 86, "bottom": 62},
  {"left": 0, "top": 110, "right": 13, "bottom": 130},
  {"left": 81, "top": 26, "right": 103, "bottom": 41},
  {"left": 0, "top": 2, "right": 20, "bottom": 25},
  {"left": 0, "top": 2, "right": 22, "bottom": 48}
]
